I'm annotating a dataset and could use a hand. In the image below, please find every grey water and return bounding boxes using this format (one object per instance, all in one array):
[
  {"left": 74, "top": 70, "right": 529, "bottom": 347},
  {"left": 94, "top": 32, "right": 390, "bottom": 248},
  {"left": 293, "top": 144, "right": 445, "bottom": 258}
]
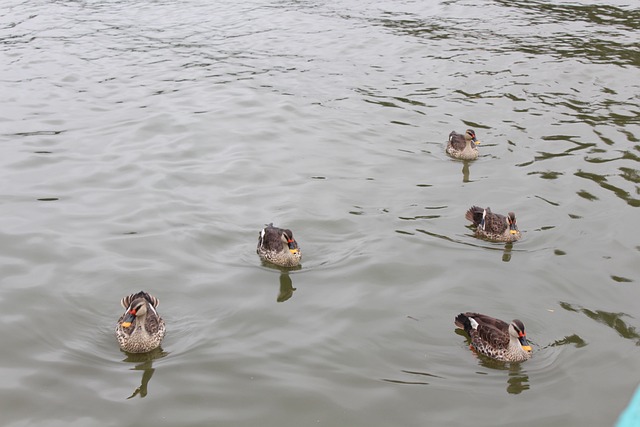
[{"left": 1, "top": 0, "right": 639, "bottom": 426}]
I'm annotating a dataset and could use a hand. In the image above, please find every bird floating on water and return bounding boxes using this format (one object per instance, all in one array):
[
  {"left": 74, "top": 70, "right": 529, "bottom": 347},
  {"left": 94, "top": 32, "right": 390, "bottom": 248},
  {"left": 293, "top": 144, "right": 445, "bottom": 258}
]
[
  {"left": 465, "top": 205, "right": 521, "bottom": 242},
  {"left": 446, "top": 129, "right": 480, "bottom": 160},
  {"left": 257, "top": 223, "right": 302, "bottom": 267},
  {"left": 455, "top": 312, "right": 532, "bottom": 362},
  {"left": 116, "top": 291, "right": 166, "bottom": 353}
]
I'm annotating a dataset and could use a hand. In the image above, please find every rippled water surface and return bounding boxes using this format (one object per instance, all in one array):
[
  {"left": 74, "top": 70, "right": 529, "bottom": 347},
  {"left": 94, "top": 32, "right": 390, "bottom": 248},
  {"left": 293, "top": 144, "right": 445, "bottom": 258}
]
[{"left": 1, "top": 0, "right": 639, "bottom": 426}]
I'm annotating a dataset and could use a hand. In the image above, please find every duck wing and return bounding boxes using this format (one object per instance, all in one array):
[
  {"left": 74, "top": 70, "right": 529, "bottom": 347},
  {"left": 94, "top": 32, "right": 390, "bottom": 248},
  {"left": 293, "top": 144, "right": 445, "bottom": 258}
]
[
  {"left": 145, "top": 310, "right": 165, "bottom": 335},
  {"left": 483, "top": 211, "right": 508, "bottom": 234},
  {"left": 456, "top": 312, "right": 510, "bottom": 347},
  {"left": 468, "top": 313, "right": 510, "bottom": 348},
  {"left": 465, "top": 206, "right": 485, "bottom": 226},
  {"left": 121, "top": 291, "right": 160, "bottom": 309},
  {"left": 448, "top": 131, "right": 467, "bottom": 150},
  {"left": 258, "top": 224, "right": 286, "bottom": 252}
]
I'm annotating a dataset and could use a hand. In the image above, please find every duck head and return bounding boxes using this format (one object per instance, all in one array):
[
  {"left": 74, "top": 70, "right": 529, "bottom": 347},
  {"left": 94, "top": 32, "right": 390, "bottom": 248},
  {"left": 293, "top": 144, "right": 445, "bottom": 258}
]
[
  {"left": 281, "top": 229, "right": 299, "bottom": 255},
  {"left": 120, "top": 298, "right": 150, "bottom": 328},
  {"left": 509, "top": 319, "right": 532, "bottom": 352},
  {"left": 465, "top": 129, "right": 479, "bottom": 145},
  {"left": 507, "top": 212, "right": 518, "bottom": 235}
]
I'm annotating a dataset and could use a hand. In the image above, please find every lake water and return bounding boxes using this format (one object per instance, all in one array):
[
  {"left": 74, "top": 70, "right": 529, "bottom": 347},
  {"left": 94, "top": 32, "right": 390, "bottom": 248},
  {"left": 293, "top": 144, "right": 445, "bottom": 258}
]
[{"left": 1, "top": 0, "right": 639, "bottom": 426}]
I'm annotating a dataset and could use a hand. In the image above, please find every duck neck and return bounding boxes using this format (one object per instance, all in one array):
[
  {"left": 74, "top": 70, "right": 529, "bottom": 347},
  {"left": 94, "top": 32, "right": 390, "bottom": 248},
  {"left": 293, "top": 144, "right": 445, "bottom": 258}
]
[
  {"left": 133, "top": 313, "right": 149, "bottom": 334},
  {"left": 509, "top": 337, "right": 527, "bottom": 358}
]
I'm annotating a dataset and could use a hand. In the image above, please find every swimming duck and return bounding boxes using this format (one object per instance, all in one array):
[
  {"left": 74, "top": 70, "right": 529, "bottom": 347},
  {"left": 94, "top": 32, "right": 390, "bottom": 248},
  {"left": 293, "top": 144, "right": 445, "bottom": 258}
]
[
  {"left": 455, "top": 312, "right": 532, "bottom": 362},
  {"left": 465, "top": 205, "right": 521, "bottom": 242},
  {"left": 257, "top": 223, "right": 301, "bottom": 267},
  {"left": 446, "top": 129, "right": 480, "bottom": 160},
  {"left": 116, "top": 291, "right": 166, "bottom": 353}
]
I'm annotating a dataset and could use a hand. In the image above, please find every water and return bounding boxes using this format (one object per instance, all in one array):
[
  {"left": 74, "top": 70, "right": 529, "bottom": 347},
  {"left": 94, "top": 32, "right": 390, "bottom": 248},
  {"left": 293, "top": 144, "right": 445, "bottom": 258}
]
[{"left": 1, "top": 0, "right": 639, "bottom": 426}]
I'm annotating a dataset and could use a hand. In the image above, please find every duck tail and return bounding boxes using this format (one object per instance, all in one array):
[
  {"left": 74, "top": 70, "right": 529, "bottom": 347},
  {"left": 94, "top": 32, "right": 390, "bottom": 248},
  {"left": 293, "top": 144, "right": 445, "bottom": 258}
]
[
  {"left": 121, "top": 291, "right": 158, "bottom": 309},
  {"left": 455, "top": 313, "right": 471, "bottom": 331},
  {"left": 465, "top": 206, "right": 484, "bottom": 225}
]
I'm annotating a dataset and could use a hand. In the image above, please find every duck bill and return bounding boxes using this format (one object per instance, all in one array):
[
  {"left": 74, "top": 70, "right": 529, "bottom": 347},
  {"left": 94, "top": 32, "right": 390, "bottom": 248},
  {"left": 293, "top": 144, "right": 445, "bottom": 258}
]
[
  {"left": 473, "top": 139, "right": 480, "bottom": 145},
  {"left": 509, "top": 224, "right": 518, "bottom": 235},
  {"left": 121, "top": 311, "right": 136, "bottom": 328},
  {"left": 518, "top": 335, "right": 532, "bottom": 352},
  {"left": 287, "top": 240, "right": 299, "bottom": 255}
]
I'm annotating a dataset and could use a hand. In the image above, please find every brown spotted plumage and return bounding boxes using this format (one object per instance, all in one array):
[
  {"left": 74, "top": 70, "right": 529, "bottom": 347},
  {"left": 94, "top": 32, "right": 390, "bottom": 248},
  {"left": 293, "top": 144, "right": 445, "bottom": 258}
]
[
  {"left": 465, "top": 206, "right": 521, "bottom": 242},
  {"left": 257, "top": 223, "right": 301, "bottom": 267},
  {"left": 455, "top": 312, "right": 532, "bottom": 362},
  {"left": 446, "top": 129, "right": 479, "bottom": 160},
  {"left": 115, "top": 291, "right": 165, "bottom": 353}
]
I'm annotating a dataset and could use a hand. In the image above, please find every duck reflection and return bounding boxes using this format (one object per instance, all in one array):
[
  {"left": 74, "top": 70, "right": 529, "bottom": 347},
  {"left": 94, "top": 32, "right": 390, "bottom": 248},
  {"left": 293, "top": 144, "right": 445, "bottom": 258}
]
[
  {"left": 462, "top": 160, "right": 471, "bottom": 183},
  {"left": 455, "top": 329, "right": 531, "bottom": 395},
  {"left": 475, "top": 357, "right": 531, "bottom": 395},
  {"left": 121, "top": 347, "right": 168, "bottom": 399},
  {"left": 501, "top": 242, "right": 513, "bottom": 262},
  {"left": 260, "top": 261, "right": 299, "bottom": 303},
  {"left": 277, "top": 273, "right": 297, "bottom": 303},
  {"left": 505, "top": 363, "right": 530, "bottom": 395}
]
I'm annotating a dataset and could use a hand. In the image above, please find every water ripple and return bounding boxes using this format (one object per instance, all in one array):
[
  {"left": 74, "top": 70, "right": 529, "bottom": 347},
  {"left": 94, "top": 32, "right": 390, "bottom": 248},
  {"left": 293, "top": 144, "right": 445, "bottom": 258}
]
[{"left": 1, "top": 0, "right": 639, "bottom": 426}]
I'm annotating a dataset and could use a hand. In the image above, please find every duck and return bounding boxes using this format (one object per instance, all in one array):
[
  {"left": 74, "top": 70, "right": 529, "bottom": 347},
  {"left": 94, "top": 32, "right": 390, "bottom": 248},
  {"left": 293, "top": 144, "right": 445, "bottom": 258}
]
[
  {"left": 455, "top": 312, "right": 532, "bottom": 362},
  {"left": 115, "top": 291, "right": 166, "bottom": 353},
  {"left": 446, "top": 129, "right": 480, "bottom": 160},
  {"left": 465, "top": 205, "right": 521, "bottom": 242},
  {"left": 257, "top": 223, "right": 301, "bottom": 267}
]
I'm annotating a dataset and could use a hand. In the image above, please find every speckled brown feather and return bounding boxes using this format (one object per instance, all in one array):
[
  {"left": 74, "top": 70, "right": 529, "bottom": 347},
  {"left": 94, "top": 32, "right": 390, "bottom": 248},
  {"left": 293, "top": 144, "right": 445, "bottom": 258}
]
[
  {"left": 455, "top": 312, "right": 531, "bottom": 362},
  {"left": 446, "top": 129, "right": 479, "bottom": 160},
  {"left": 456, "top": 312, "right": 510, "bottom": 348},
  {"left": 465, "top": 206, "right": 521, "bottom": 242},
  {"left": 116, "top": 291, "right": 165, "bottom": 353},
  {"left": 120, "top": 291, "right": 159, "bottom": 310},
  {"left": 448, "top": 131, "right": 469, "bottom": 151},
  {"left": 257, "top": 223, "right": 301, "bottom": 267}
]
